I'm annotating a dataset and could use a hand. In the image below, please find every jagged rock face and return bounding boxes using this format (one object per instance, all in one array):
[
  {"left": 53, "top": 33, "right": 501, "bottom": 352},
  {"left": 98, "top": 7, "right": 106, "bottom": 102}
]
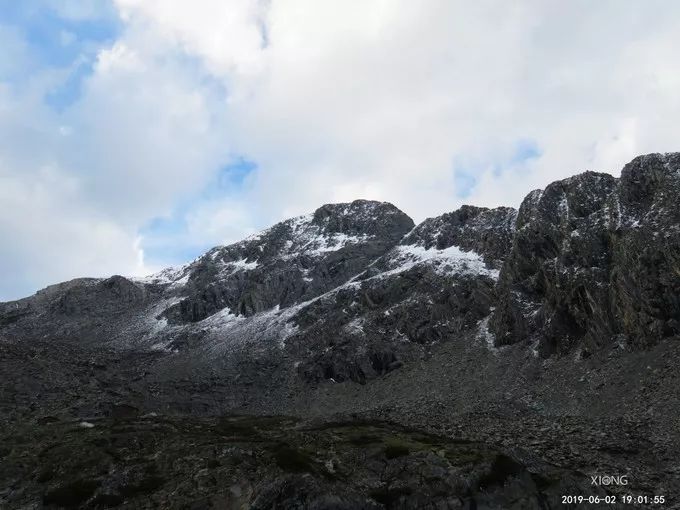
[
  {"left": 491, "top": 153, "right": 680, "bottom": 357},
  {"left": 161, "top": 200, "right": 414, "bottom": 324},
  {"left": 401, "top": 205, "right": 517, "bottom": 269},
  {"left": 612, "top": 154, "right": 680, "bottom": 345},
  {"left": 288, "top": 206, "right": 516, "bottom": 384}
]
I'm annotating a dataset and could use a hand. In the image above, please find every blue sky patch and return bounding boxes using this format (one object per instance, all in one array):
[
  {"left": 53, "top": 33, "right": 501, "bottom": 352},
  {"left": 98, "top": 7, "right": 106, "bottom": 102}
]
[
  {"left": 510, "top": 138, "right": 542, "bottom": 165},
  {"left": 216, "top": 158, "right": 257, "bottom": 191},
  {"left": 0, "top": 1, "right": 120, "bottom": 108},
  {"left": 44, "top": 56, "right": 94, "bottom": 110},
  {"left": 491, "top": 138, "right": 542, "bottom": 176},
  {"left": 453, "top": 167, "right": 478, "bottom": 199},
  {"left": 453, "top": 139, "right": 542, "bottom": 198},
  {"left": 0, "top": 2, "right": 120, "bottom": 65}
]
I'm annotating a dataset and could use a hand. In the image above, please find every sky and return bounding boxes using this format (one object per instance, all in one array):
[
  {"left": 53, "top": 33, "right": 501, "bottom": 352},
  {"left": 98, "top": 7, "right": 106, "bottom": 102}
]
[{"left": 1, "top": 0, "right": 679, "bottom": 300}]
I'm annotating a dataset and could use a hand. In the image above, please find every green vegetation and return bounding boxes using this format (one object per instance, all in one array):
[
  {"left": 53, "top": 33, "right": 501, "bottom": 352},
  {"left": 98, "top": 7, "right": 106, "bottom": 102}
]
[
  {"left": 215, "top": 414, "right": 299, "bottom": 438},
  {"left": 444, "top": 446, "right": 488, "bottom": 465},
  {"left": 3, "top": 413, "right": 562, "bottom": 509},
  {"left": 273, "top": 444, "right": 316, "bottom": 473},
  {"left": 347, "top": 433, "right": 381, "bottom": 445},
  {"left": 90, "top": 493, "right": 125, "bottom": 507},
  {"left": 383, "top": 439, "right": 411, "bottom": 459},
  {"left": 215, "top": 416, "right": 261, "bottom": 437}
]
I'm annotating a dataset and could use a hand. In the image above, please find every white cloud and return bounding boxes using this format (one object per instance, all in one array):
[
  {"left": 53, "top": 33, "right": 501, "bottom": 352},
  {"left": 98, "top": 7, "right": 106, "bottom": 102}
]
[
  {"left": 67, "top": 30, "right": 231, "bottom": 223},
  {"left": 0, "top": 162, "right": 148, "bottom": 301},
  {"left": 114, "top": 0, "right": 268, "bottom": 75},
  {"left": 0, "top": 11, "right": 234, "bottom": 298},
  {"left": 112, "top": 0, "right": 680, "bottom": 218},
  {"left": 2, "top": 0, "right": 680, "bottom": 299}
]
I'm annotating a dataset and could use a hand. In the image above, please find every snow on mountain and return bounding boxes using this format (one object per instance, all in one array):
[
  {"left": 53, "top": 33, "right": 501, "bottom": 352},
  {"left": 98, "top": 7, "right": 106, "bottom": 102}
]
[
  {"left": 2, "top": 153, "right": 678, "bottom": 384},
  {"left": 378, "top": 243, "right": 499, "bottom": 280}
]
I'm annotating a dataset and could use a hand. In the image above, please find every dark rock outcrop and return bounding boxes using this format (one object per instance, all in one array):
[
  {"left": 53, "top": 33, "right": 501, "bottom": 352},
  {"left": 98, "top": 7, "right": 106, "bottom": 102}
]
[
  {"left": 401, "top": 205, "right": 517, "bottom": 269},
  {"left": 491, "top": 153, "right": 680, "bottom": 356}
]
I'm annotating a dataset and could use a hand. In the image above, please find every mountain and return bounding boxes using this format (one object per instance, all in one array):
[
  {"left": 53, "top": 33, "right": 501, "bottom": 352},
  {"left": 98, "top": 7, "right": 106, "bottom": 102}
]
[{"left": 2, "top": 153, "right": 679, "bottom": 509}]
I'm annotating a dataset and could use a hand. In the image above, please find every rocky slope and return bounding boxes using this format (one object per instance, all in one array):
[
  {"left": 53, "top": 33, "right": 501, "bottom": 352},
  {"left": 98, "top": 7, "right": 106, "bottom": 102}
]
[
  {"left": 1, "top": 153, "right": 680, "bottom": 509},
  {"left": 3, "top": 411, "right": 608, "bottom": 509}
]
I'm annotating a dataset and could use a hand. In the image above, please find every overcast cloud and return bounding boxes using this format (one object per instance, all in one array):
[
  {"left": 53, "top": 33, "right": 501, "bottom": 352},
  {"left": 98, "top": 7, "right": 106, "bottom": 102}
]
[{"left": 1, "top": 0, "right": 679, "bottom": 300}]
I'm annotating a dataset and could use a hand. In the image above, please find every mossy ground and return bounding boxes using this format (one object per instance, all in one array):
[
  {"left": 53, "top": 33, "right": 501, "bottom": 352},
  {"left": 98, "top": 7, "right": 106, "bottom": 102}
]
[{"left": 1, "top": 414, "right": 588, "bottom": 509}]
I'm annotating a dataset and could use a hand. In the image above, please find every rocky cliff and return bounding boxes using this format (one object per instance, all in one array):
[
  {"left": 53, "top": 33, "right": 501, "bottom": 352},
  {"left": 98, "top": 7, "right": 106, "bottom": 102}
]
[{"left": 492, "top": 153, "right": 680, "bottom": 357}]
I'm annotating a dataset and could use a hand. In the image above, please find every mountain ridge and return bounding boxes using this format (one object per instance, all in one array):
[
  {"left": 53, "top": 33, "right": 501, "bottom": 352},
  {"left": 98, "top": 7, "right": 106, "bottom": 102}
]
[{"left": 2, "top": 153, "right": 678, "bottom": 366}]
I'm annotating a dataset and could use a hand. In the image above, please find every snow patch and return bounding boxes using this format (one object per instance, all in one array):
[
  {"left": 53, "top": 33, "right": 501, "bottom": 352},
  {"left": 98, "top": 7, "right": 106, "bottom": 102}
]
[
  {"left": 133, "top": 264, "right": 191, "bottom": 286},
  {"left": 202, "top": 306, "right": 245, "bottom": 329},
  {"left": 558, "top": 194, "right": 570, "bottom": 218},
  {"left": 304, "top": 233, "right": 371, "bottom": 255},
  {"left": 199, "top": 303, "right": 301, "bottom": 352},
  {"left": 476, "top": 316, "right": 498, "bottom": 354},
  {"left": 344, "top": 317, "right": 365, "bottom": 335},
  {"left": 150, "top": 341, "right": 175, "bottom": 352},
  {"left": 230, "top": 258, "right": 259, "bottom": 271},
  {"left": 380, "top": 244, "right": 499, "bottom": 279},
  {"left": 276, "top": 213, "right": 374, "bottom": 258}
]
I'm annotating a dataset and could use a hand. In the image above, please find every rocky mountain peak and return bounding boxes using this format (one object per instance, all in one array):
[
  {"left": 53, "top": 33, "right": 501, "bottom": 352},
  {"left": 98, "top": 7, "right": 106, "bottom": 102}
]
[
  {"left": 151, "top": 200, "right": 415, "bottom": 324},
  {"left": 190, "top": 199, "right": 413, "bottom": 269},
  {"left": 402, "top": 205, "right": 517, "bottom": 269},
  {"left": 310, "top": 199, "right": 413, "bottom": 235},
  {"left": 619, "top": 152, "right": 680, "bottom": 219},
  {"left": 516, "top": 171, "right": 617, "bottom": 231}
]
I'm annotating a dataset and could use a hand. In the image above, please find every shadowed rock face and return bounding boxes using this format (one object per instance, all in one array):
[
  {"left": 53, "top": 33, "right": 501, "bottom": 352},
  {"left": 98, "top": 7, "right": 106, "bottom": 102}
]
[{"left": 491, "top": 153, "right": 680, "bottom": 357}]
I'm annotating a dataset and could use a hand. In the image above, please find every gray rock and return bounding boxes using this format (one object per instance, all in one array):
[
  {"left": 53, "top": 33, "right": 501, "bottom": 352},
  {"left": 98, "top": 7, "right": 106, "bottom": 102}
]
[{"left": 491, "top": 153, "right": 680, "bottom": 356}]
